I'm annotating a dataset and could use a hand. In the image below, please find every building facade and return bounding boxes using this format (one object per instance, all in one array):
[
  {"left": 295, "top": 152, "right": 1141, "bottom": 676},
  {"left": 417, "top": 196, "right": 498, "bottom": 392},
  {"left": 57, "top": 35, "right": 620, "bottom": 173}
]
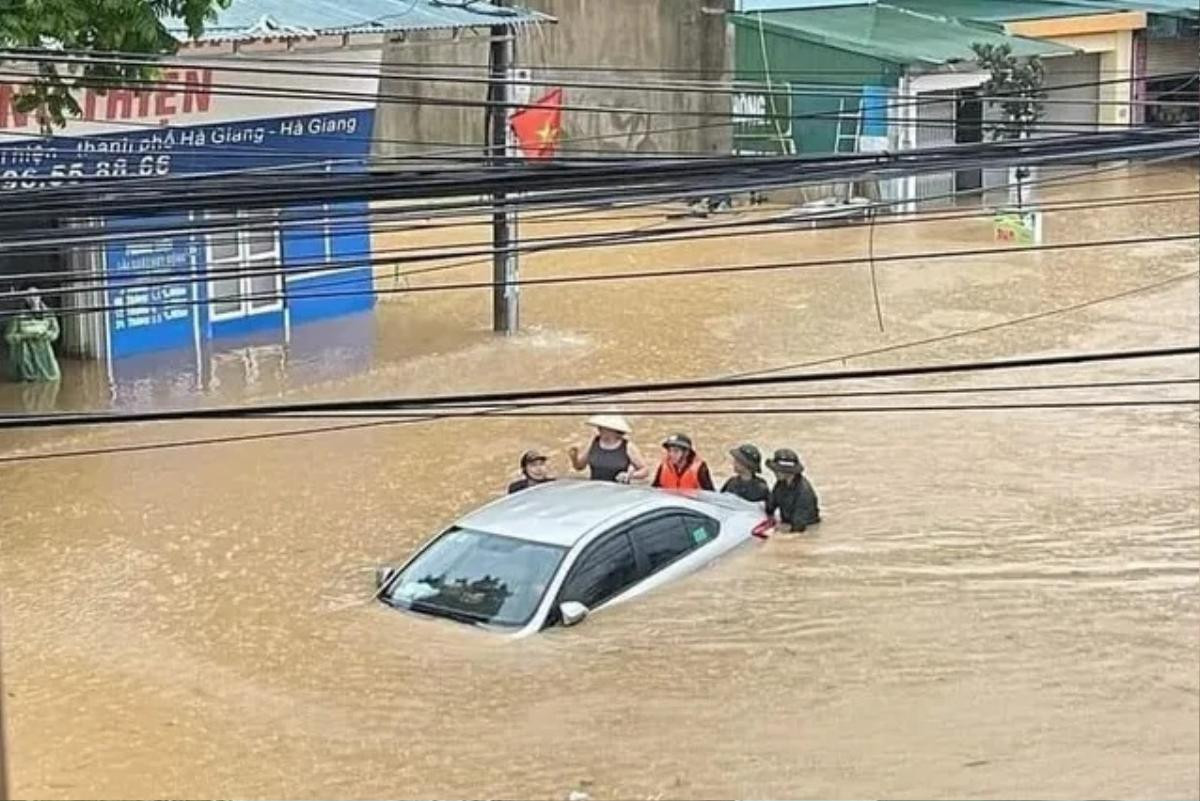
[
  {"left": 730, "top": 0, "right": 1197, "bottom": 208},
  {"left": 0, "top": 0, "right": 546, "bottom": 390},
  {"left": 373, "top": 0, "right": 732, "bottom": 161},
  {"left": 0, "top": 43, "right": 380, "bottom": 385},
  {"left": 729, "top": 2, "right": 1074, "bottom": 208}
]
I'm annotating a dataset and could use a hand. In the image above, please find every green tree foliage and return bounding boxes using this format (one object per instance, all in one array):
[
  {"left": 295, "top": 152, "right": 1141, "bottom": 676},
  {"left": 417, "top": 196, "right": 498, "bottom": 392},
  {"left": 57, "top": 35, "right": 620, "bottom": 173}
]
[
  {"left": 0, "top": 0, "right": 230, "bottom": 128},
  {"left": 972, "top": 43, "right": 1047, "bottom": 142},
  {"left": 972, "top": 42, "right": 1046, "bottom": 208}
]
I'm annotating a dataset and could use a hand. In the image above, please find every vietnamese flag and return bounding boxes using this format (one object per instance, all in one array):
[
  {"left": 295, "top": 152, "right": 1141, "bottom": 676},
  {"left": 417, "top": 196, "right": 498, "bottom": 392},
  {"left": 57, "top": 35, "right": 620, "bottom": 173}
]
[{"left": 510, "top": 88, "right": 564, "bottom": 160}]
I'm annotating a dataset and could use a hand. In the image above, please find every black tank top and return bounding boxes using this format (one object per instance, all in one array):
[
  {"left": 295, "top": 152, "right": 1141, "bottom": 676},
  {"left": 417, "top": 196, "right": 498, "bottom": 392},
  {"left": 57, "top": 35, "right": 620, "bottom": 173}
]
[{"left": 586, "top": 437, "right": 631, "bottom": 482}]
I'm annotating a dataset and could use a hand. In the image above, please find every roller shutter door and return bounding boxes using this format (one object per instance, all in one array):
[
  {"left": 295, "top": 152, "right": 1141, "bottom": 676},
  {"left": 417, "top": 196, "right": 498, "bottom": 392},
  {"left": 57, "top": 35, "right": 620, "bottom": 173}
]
[
  {"left": 1146, "top": 38, "right": 1200, "bottom": 77},
  {"left": 1039, "top": 53, "right": 1101, "bottom": 135}
]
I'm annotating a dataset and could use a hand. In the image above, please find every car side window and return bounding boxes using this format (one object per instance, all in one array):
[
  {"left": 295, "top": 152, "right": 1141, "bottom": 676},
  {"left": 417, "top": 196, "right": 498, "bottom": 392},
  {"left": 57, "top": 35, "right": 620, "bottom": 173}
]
[
  {"left": 631, "top": 515, "right": 695, "bottom": 572},
  {"left": 678, "top": 513, "right": 719, "bottom": 548},
  {"left": 559, "top": 532, "right": 639, "bottom": 610}
]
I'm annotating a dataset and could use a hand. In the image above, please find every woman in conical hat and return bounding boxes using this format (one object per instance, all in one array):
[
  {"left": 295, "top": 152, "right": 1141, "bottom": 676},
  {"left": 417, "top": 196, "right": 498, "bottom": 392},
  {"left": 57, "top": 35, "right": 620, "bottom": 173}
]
[{"left": 567, "top": 413, "right": 648, "bottom": 484}]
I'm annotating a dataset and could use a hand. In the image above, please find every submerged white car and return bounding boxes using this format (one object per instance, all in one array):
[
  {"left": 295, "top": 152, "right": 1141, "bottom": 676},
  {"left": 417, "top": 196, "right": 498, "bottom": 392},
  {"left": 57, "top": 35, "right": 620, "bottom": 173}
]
[{"left": 377, "top": 480, "right": 773, "bottom": 637}]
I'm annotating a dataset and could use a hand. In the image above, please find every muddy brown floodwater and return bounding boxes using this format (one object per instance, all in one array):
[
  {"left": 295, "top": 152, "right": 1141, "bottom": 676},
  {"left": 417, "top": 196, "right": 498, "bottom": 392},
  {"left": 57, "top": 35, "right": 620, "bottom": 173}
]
[{"left": 1, "top": 166, "right": 1198, "bottom": 800}]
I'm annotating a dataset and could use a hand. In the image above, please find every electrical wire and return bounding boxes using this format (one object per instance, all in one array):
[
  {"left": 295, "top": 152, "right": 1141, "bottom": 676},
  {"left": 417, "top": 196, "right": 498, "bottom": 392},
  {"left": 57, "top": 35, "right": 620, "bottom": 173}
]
[
  {"left": 3, "top": 142, "right": 1189, "bottom": 265},
  {"left": 10, "top": 45, "right": 1171, "bottom": 78},
  {"left": 1, "top": 186, "right": 1192, "bottom": 275},
  {"left": 196, "top": 399, "right": 1200, "bottom": 421},
  {"left": 3, "top": 230, "right": 1195, "bottom": 323},
  {"left": 7, "top": 153, "right": 1194, "bottom": 261},
  {"left": 2, "top": 273, "right": 1193, "bottom": 463},
  {"left": 3, "top": 189, "right": 1192, "bottom": 301},
  {"left": 2, "top": 126, "right": 1193, "bottom": 225},
  {"left": 1, "top": 345, "right": 1194, "bottom": 430},
  {"left": 12, "top": 397, "right": 1197, "bottom": 465},
  {"left": 0, "top": 60, "right": 1192, "bottom": 193},
  {"left": 7, "top": 65, "right": 1169, "bottom": 133},
  {"left": 11, "top": 378, "right": 1192, "bottom": 424},
  {"left": 4, "top": 112, "right": 1191, "bottom": 206},
  {"left": 0, "top": 51, "right": 1190, "bottom": 470},
  {"left": 246, "top": 377, "right": 1200, "bottom": 415},
  {"left": 730, "top": 274, "right": 1200, "bottom": 381},
  {"left": 6, "top": 48, "right": 1194, "bottom": 108}
]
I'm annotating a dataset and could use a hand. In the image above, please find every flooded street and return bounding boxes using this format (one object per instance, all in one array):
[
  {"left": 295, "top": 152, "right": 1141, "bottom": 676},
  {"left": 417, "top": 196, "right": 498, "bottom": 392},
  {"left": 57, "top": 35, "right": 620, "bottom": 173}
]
[{"left": 1, "top": 166, "right": 1198, "bottom": 799}]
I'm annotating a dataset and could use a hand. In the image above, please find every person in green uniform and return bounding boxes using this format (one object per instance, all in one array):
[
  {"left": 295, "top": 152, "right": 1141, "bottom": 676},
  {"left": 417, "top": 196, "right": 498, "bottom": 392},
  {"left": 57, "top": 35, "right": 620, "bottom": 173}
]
[
  {"left": 765, "top": 448, "right": 820, "bottom": 533},
  {"left": 720, "top": 444, "right": 769, "bottom": 507},
  {"left": 5, "top": 288, "right": 61, "bottom": 382}
]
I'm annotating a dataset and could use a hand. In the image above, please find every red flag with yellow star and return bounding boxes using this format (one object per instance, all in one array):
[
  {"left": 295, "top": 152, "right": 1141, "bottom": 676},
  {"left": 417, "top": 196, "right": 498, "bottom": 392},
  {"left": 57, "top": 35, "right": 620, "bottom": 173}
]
[{"left": 510, "top": 88, "right": 564, "bottom": 160}]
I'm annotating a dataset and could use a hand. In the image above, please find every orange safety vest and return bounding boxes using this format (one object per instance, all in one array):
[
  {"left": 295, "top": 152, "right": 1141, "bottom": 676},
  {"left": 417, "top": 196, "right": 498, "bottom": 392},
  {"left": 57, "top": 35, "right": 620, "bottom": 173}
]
[{"left": 657, "top": 455, "right": 705, "bottom": 490}]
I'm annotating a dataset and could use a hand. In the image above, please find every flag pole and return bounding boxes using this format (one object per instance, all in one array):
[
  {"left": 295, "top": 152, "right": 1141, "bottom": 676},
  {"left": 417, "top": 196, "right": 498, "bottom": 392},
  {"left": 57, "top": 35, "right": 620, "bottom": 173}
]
[{"left": 488, "top": 3, "right": 519, "bottom": 335}]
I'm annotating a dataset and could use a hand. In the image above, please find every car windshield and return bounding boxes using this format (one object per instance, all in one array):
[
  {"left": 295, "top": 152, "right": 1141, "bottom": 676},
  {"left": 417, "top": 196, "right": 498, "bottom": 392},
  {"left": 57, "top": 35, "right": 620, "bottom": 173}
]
[{"left": 382, "top": 527, "right": 567, "bottom": 629}]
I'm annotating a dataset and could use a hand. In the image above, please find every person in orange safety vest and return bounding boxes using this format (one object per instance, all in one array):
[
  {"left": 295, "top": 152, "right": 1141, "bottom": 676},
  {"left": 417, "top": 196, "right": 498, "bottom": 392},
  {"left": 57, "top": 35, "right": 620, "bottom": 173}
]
[{"left": 652, "top": 433, "right": 715, "bottom": 491}]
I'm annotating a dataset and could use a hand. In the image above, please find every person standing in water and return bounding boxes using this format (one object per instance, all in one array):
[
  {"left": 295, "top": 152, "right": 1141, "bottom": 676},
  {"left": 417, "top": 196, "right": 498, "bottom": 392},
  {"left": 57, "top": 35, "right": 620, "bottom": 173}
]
[
  {"left": 651, "top": 433, "right": 715, "bottom": 491},
  {"left": 765, "top": 448, "right": 821, "bottom": 533},
  {"left": 507, "top": 450, "right": 555, "bottom": 494},
  {"left": 720, "top": 444, "right": 770, "bottom": 506},
  {"left": 567, "top": 414, "right": 649, "bottom": 484},
  {"left": 4, "top": 287, "right": 60, "bottom": 383}
]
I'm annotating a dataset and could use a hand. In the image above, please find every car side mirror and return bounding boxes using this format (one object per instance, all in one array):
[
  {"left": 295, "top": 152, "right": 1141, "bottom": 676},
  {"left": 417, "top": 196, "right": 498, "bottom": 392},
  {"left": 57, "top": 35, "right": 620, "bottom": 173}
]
[
  {"left": 559, "top": 601, "right": 589, "bottom": 627},
  {"left": 375, "top": 565, "right": 398, "bottom": 589}
]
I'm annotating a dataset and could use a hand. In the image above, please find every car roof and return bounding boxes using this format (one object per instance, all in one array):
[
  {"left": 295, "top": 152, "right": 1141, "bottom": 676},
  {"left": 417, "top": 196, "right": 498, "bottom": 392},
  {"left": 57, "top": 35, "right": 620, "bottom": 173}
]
[{"left": 456, "top": 480, "right": 736, "bottom": 548}]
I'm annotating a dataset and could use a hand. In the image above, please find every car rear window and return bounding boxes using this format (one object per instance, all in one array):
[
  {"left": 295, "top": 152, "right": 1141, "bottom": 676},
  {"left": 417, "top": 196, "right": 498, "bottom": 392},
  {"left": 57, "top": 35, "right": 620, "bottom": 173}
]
[
  {"left": 636, "top": 516, "right": 695, "bottom": 571},
  {"left": 680, "top": 513, "right": 719, "bottom": 546},
  {"left": 632, "top": 513, "right": 720, "bottom": 572}
]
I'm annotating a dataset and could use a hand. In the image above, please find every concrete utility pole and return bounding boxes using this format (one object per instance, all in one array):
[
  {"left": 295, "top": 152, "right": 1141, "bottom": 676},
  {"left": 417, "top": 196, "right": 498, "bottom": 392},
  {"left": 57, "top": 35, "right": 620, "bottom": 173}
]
[{"left": 488, "top": 5, "right": 519, "bottom": 334}]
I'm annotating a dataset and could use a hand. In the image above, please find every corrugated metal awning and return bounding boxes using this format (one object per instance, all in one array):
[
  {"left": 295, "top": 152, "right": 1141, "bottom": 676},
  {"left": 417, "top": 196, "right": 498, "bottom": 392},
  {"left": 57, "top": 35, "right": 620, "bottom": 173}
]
[
  {"left": 736, "top": 0, "right": 877, "bottom": 10},
  {"left": 734, "top": 5, "right": 1077, "bottom": 66},
  {"left": 884, "top": 0, "right": 1123, "bottom": 22},
  {"left": 166, "top": 0, "right": 552, "bottom": 43},
  {"left": 892, "top": 0, "right": 1198, "bottom": 22},
  {"left": 1036, "top": 0, "right": 1199, "bottom": 18}
]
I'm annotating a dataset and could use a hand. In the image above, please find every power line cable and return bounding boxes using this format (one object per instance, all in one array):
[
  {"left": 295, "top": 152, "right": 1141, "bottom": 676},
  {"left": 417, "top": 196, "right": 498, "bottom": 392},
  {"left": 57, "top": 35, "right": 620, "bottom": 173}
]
[
  {"left": 247, "top": 377, "right": 1199, "bottom": 414},
  {"left": 9, "top": 378, "right": 1192, "bottom": 424},
  {"left": 2, "top": 345, "right": 1194, "bottom": 430},
  {"left": 730, "top": 274, "right": 1200, "bottom": 381},
  {"left": 4, "top": 231, "right": 1195, "bottom": 322},
  {"left": 7, "top": 47, "right": 1192, "bottom": 103},
  {"left": 1, "top": 185, "right": 1190, "bottom": 270},
  {"left": 8, "top": 66, "right": 1165, "bottom": 128},
  {"left": 8, "top": 45, "right": 1171, "bottom": 78},
  {"left": 5, "top": 143, "right": 1188, "bottom": 263},
  {"left": 10, "top": 396, "right": 1197, "bottom": 465},
  {"left": 3, "top": 274, "right": 1192, "bottom": 462},
  {"left": 224, "top": 399, "right": 1200, "bottom": 421},
  {"left": 2, "top": 126, "right": 1192, "bottom": 221},
  {"left": 3, "top": 191, "right": 1192, "bottom": 307},
  {"left": 6, "top": 51, "right": 1193, "bottom": 113}
]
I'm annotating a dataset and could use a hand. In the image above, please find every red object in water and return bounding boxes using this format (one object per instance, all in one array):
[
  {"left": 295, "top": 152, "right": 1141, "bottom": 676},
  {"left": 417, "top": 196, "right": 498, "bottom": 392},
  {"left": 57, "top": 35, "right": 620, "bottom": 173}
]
[
  {"left": 510, "top": 88, "right": 564, "bottom": 160},
  {"left": 751, "top": 518, "right": 775, "bottom": 539}
]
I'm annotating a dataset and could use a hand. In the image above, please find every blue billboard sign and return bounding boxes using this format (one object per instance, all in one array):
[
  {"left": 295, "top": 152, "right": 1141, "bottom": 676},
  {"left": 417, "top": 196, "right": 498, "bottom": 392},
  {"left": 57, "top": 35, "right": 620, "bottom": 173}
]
[
  {"left": 0, "top": 108, "right": 374, "bottom": 190},
  {"left": 105, "top": 213, "right": 198, "bottom": 358},
  {"left": 0, "top": 107, "right": 378, "bottom": 361}
]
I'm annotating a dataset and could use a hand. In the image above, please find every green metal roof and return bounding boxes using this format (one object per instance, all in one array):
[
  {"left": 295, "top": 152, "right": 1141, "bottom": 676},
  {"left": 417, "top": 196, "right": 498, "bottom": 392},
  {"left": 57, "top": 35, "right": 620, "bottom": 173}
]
[
  {"left": 733, "top": 5, "right": 1076, "bottom": 66},
  {"left": 165, "top": 0, "right": 551, "bottom": 43}
]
